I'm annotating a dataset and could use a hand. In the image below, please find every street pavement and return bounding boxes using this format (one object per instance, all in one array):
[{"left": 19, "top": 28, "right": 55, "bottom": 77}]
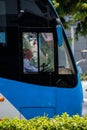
[{"left": 81, "top": 81, "right": 87, "bottom": 116}]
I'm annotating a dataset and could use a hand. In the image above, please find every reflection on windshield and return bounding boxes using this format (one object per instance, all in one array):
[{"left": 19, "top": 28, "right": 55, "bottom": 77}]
[
  {"left": 39, "top": 33, "right": 54, "bottom": 72},
  {"left": 22, "top": 32, "right": 54, "bottom": 73}
]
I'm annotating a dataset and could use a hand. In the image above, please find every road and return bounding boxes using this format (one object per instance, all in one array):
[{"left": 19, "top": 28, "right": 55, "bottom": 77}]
[{"left": 81, "top": 81, "right": 87, "bottom": 116}]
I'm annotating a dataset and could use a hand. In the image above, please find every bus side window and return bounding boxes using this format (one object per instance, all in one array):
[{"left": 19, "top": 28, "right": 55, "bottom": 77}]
[{"left": 58, "top": 35, "right": 75, "bottom": 74}]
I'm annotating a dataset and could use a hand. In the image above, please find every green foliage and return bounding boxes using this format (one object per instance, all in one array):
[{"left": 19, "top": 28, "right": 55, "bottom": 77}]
[
  {"left": 80, "top": 73, "right": 87, "bottom": 80},
  {"left": 0, "top": 113, "right": 87, "bottom": 130},
  {"left": 51, "top": 0, "right": 59, "bottom": 8},
  {"left": 73, "top": 0, "right": 87, "bottom": 36},
  {"left": 51, "top": 0, "right": 87, "bottom": 36}
]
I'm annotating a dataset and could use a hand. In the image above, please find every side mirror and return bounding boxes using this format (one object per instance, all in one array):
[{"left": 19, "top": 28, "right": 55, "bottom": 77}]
[{"left": 56, "top": 25, "right": 63, "bottom": 46}]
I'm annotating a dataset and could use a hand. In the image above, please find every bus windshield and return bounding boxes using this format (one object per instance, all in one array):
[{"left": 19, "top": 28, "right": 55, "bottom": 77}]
[
  {"left": 23, "top": 30, "right": 75, "bottom": 75},
  {"left": 23, "top": 32, "right": 54, "bottom": 73}
]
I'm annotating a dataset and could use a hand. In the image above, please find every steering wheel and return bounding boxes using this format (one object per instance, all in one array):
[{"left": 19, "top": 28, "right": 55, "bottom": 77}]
[{"left": 40, "top": 63, "right": 49, "bottom": 72}]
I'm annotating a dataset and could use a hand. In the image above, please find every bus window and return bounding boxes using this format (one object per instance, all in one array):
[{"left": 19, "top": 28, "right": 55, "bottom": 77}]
[
  {"left": 39, "top": 33, "right": 54, "bottom": 72},
  {"left": 58, "top": 33, "right": 75, "bottom": 74},
  {"left": 23, "top": 32, "right": 38, "bottom": 73},
  {"left": 0, "top": 32, "right": 6, "bottom": 44},
  {"left": 0, "top": 0, "right": 6, "bottom": 45}
]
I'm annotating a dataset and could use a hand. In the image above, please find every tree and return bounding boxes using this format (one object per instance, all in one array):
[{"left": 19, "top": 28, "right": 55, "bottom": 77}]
[
  {"left": 74, "top": 0, "right": 87, "bottom": 36},
  {"left": 51, "top": 0, "right": 87, "bottom": 36}
]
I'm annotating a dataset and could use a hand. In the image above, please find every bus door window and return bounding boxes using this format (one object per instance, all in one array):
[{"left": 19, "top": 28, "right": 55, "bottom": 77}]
[
  {"left": 58, "top": 34, "right": 75, "bottom": 75},
  {"left": 39, "top": 33, "right": 54, "bottom": 72},
  {"left": 23, "top": 32, "right": 38, "bottom": 73}
]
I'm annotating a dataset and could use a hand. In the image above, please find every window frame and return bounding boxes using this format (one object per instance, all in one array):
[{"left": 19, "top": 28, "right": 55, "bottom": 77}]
[{"left": 20, "top": 27, "right": 55, "bottom": 74}]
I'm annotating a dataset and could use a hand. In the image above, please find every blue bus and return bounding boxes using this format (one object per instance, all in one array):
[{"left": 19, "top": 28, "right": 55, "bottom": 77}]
[{"left": 0, "top": 0, "right": 83, "bottom": 119}]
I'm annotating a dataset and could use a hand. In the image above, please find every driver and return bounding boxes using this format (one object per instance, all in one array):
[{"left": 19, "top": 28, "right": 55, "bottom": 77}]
[{"left": 23, "top": 49, "right": 38, "bottom": 73}]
